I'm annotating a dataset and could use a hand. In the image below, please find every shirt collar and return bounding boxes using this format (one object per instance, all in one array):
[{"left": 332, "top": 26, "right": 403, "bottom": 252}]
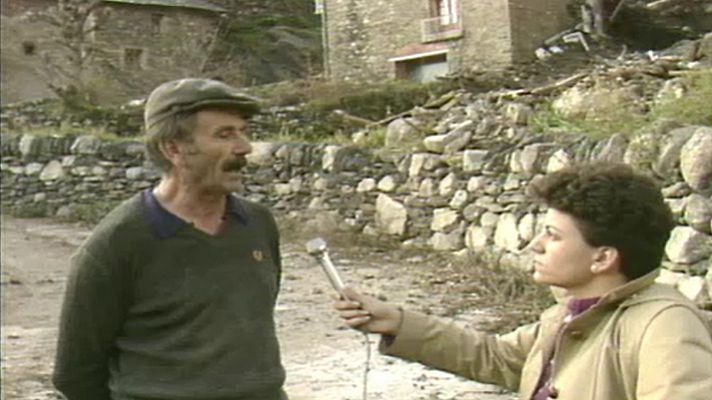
[{"left": 142, "top": 189, "right": 249, "bottom": 239}]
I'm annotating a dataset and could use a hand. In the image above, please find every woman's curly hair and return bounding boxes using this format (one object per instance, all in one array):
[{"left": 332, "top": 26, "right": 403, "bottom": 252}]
[{"left": 527, "top": 162, "right": 675, "bottom": 280}]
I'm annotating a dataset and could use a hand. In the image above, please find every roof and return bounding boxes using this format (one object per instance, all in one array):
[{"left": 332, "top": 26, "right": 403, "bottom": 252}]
[{"left": 101, "top": 0, "right": 227, "bottom": 13}]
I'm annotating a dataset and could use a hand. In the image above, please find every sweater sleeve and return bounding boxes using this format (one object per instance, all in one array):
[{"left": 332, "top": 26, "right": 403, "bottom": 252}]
[
  {"left": 380, "top": 310, "right": 538, "bottom": 390},
  {"left": 53, "top": 247, "right": 130, "bottom": 400}
]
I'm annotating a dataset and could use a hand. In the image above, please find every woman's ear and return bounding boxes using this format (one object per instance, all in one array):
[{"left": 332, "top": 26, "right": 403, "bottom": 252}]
[{"left": 591, "top": 246, "right": 621, "bottom": 274}]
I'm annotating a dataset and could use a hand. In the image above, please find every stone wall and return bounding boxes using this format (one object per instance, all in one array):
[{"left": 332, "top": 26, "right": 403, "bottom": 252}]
[
  {"left": 90, "top": 3, "right": 218, "bottom": 75},
  {"left": 2, "top": 109, "right": 711, "bottom": 307}
]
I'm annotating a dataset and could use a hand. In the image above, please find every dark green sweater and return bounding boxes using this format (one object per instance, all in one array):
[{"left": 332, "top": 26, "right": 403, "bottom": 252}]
[{"left": 53, "top": 192, "right": 286, "bottom": 400}]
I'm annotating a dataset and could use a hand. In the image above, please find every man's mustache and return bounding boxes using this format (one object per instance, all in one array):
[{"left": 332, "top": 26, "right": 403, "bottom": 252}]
[{"left": 223, "top": 157, "right": 247, "bottom": 171}]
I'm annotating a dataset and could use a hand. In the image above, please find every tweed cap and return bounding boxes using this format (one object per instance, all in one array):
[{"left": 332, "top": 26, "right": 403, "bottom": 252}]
[{"left": 144, "top": 78, "right": 261, "bottom": 128}]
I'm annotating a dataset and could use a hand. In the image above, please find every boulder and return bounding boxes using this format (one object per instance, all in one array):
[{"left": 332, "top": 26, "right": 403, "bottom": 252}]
[
  {"left": 39, "top": 160, "right": 65, "bottom": 181},
  {"left": 665, "top": 226, "right": 712, "bottom": 264},
  {"left": 654, "top": 126, "right": 697, "bottom": 178},
  {"left": 385, "top": 118, "right": 423, "bottom": 148},
  {"left": 494, "top": 213, "right": 521, "bottom": 252},
  {"left": 376, "top": 194, "right": 408, "bottom": 236},
  {"left": 465, "top": 225, "right": 492, "bottom": 251},
  {"left": 431, "top": 208, "right": 460, "bottom": 232},
  {"left": 684, "top": 194, "right": 712, "bottom": 234},
  {"left": 680, "top": 127, "right": 712, "bottom": 192}
]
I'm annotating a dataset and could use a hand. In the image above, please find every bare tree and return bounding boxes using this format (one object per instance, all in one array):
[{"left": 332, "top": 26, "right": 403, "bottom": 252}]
[{"left": 40, "top": 0, "right": 104, "bottom": 108}]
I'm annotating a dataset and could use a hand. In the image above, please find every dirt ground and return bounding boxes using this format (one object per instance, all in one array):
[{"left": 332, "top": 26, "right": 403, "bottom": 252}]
[{"left": 0, "top": 215, "right": 515, "bottom": 400}]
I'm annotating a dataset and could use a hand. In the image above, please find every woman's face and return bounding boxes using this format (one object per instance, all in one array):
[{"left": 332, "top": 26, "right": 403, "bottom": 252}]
[{"left": 528, "top": 209, "right": 599, "bottom": 294}]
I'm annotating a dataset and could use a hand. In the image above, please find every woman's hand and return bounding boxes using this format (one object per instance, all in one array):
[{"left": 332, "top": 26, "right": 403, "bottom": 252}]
[{"left": 333, "top": 286, "right": 403, "bottom": 336}]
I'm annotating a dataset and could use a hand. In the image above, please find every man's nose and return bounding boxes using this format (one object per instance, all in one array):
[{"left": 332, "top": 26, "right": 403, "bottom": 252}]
[{"left": 233, "top": 135, "right": 252, "bottom": 155}]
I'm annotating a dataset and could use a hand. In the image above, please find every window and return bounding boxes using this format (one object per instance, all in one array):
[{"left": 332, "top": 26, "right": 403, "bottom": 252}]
[
  {"left": 123, "top": 48, "right": 144, "bottom": 69},
  {"left": 431, "top": 0, "right": 458, "bottom": 25},
  {"left": 151, "top": 13, "right": 164, "bottom": 35}
]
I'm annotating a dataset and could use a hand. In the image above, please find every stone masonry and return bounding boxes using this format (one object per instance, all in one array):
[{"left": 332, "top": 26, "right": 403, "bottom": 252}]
[
  {"left": 2, "top": 116, "right": 711, "bottom": 308},
  {"left": 324, "top": 0, "right": 572, "bottom": 81}
]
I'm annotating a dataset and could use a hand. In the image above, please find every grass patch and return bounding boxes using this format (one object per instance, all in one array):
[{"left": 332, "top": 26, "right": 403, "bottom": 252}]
[
  {"left": 531, "top": 68, "right": 712, "bottom": 139},
  {"left": 443, "top": 253, "right": 556, "bottom": 334},
  {"left": 651, "top": 69, "right": 712, "bottom": 126},
  {"left": 56, "top": 201, "right": 122, "bottom": 226}
]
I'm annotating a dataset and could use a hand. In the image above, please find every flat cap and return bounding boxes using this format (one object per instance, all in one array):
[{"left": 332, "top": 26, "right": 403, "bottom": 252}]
[{"left": 144, "top": 78, "right": 261, "bottom": 128}]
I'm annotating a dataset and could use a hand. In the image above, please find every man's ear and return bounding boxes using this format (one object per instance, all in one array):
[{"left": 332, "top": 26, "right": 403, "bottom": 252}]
[
  {"left": 591, "top": 247, "right": 621, "bottom": 274},
  {"left": 159, "top": 139, "right": 182, "bottom": 165}
]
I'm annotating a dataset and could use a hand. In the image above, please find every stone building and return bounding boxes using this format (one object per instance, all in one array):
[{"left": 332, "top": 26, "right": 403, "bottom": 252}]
[
  {"left": 1, "top": 0, "right": 226, "bottom": 104},
  {"left": 323, "top": 0, "right": 573, "bottom": 82}
]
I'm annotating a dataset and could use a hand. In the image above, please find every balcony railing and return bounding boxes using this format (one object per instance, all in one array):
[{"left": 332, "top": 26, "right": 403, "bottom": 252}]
[{"left": 421, "top": 15, "right": 463, "bottom": 43}]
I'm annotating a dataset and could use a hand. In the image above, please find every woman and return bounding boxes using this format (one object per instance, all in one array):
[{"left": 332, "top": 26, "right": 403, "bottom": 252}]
[{"left": 335, "top": 162, "right": 712, "bottom": 400}]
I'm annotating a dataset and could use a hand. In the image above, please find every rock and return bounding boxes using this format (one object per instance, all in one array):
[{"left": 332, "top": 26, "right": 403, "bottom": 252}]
[
  {"left": 552, "top": 81, "right": 642, "bottom": 120},
  {"left": 623, "top": 132, "right": 660, "bottom": 172},
  {"left": 656, "top": 268, "right": 687, "bottom": 287},
  {"left": 504, "top": 102, "right": 532, "bottom": 125},
  {"left": 684, "top": 194, "right": 712, "bottom": 233},
  {"left": 19, "top": 134, "right": 40, "bottom": 160},
  {"left": 677, "top": 276, "right": 710, "bottom": 304},
  {"left": 698, "top": 32, "right": 712, "bottom": 60},
  {"left": 515, "top": 144, "right": 545, "bottom": 174},
  {"left": 409, "top": 153, "right": 441, "bottom": 177},
  {"left": 321, "top": 145, "right": 340, "bottom": 172},
  {"left": 597, "top": 134, "right": 628, "bottom": 163},
  {"left": 449, "top": 190, "right": 469, "bottom": 210},
  {"left": 71, "top": 135, "right": 102, "bottom": 155},
  {"left": 518, "top": 213, "right": 537, "bottom": 242},
  {"left": 274, "top": 183, "right": 292, "bottom": 196},
  {"left": 665, "top": 198, "right": 686, "bottom": 220},
  {"left": 356, "top": 178, "right": 376, "bottom": 193},
  {"left": 465, "top": 225, "right": 492, "bottom": 250},
  {"left": 431, "top": 208, "right": 460, "bottom": 232},
  {"left": 376, "top": 194, "right": 408, "bottom": 236},
  {"left": 665, "top": 227, "right": 712, "bottom": 264},
  {"left": 385, "top": 118, "right": 422, "bottom": 148},
  {"left": 463, "top": 150, "right": 488, "bottom": 173},
  {"left": 377, "top": 175, "right": 397, "bottom": 192},
  {"left": 25, "top": 162, "right": 44, "bottom": 175},
  {"left": 439, "top": 172, "right": 457, "bottom": 197},
  {"left": 125, "top": 167, "right": 144, "bottom": 180},
  {"left": 418, "top": 178, "right": 436, "bottom": 197},
  {"left": 423, "top": 120, "right": 473, "bottom": 154},
  {"left": 423, "top": 134, "right": 448, "bottom": 153},
  {"left": 546, "top": 149, "right": 571, "bottom": 173},
  {"left": 39, "top": 161, "right": 65, "bottom": 181},
  {"left": 679, "top": 127, "right": 712, "bottom": 192},
  {"left": 332, "top": 146, "right": 371, "bottom": 172},
  {"left": 246, "top": 142, "right": 279, "bottom": 166},
  {"left": 430, "top": 230, "right": 464, "bottom": 251},
  {"left": 480, "top": 211, "right": 499, "bottom": 228},
  {"left": 494, "top": 213, "right": 521, "bottom": 252},
  {"left": 662, "top": 181, "right": 692, "bottom": 198},
  {"left": 462, "top": 203, "right": 482, "bottom": 221},
  {"left": 654, "top": 126, "right": 697, "bottom": 178},
  {"left": 467, "top": 176, "right": 487, "bottom": 192}
]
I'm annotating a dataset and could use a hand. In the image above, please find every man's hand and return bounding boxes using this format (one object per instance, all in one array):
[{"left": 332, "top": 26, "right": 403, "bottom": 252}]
[{"left": 333, "top": 287, "right": 403, "bottom": 336}]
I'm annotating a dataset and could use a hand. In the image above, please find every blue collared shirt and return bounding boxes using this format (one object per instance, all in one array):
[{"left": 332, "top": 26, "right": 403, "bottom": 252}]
[{"left": 142, "top": 189, "right": 249, "bottom": 239}]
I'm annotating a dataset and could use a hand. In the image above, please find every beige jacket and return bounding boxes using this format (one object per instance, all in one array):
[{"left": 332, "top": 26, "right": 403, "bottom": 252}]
[{"left": 381, "top": 271, "right": 712, "bottom": 399}]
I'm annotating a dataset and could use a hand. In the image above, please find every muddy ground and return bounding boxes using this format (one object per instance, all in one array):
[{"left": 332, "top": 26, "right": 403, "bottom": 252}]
[{"left": 1, "top": 215, "right": 515, "bottom": 400}]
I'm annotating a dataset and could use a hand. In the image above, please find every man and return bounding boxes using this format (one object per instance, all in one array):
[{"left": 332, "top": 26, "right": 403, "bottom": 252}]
[
  {"left": 335, "top": 162, "right": 712, "bottom": 400},
  {"left": 53, "top": 78, "right": 288, "bottom": 400}
]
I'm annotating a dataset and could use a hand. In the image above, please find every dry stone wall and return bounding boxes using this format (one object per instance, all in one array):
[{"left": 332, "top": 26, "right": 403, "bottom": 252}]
[{"left": 2, "top": 111, "right": 711, "bottom": 307}]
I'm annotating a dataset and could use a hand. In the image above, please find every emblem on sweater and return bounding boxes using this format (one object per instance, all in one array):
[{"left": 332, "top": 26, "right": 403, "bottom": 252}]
[{"left": 252, "top": 250, "right": 264, "bottom": 261}]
